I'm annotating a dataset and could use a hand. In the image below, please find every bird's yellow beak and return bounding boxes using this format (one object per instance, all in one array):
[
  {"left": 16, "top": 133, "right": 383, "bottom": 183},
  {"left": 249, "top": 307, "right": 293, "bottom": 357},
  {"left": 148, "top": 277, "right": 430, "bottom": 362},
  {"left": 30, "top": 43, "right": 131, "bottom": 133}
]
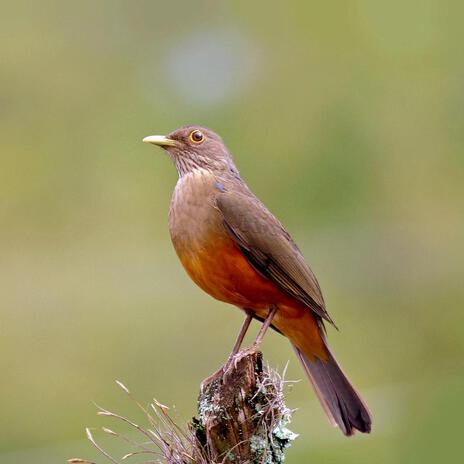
[{"left": 142, "top": 135, "right": 177, "bottom": 147}]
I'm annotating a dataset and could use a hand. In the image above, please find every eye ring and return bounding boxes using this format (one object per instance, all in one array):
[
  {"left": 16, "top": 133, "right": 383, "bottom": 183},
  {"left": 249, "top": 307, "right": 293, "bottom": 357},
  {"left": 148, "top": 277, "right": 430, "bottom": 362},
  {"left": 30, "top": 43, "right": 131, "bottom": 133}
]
[{"left": 189, "top": 130, "right": 205, "bottom": 144}]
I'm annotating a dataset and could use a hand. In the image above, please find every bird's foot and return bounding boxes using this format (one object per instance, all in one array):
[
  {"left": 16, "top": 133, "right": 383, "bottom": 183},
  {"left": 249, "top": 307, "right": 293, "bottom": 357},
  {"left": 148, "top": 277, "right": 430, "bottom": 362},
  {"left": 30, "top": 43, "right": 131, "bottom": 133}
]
[
  {"left": 201, "top": 345, "right": 261, "bottom": 393},
  {"left": 225, "top": 344, "right": 261, "bottom": 375},
  {"left": 200, "top": 366, "right": 225, "bottom": 393}
]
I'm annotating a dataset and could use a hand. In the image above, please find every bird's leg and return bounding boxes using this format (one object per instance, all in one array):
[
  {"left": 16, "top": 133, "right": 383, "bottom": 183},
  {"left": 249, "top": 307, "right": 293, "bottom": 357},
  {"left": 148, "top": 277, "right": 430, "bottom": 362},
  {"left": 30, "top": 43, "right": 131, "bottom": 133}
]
[
  {"left": 201, "top": 311, "right": 253, "bottom": 391},
  {"left": 222, "top": 311, "right": 253, "bottom": 372},
  {"left": 228, "top": 306, "right": 279, "bottom": 372},
  {"left": 230, "top": 311, "right": 254, "bottom": 356},
  {"left": 253, "top": 305, "right": 278, "bottom": 347}
]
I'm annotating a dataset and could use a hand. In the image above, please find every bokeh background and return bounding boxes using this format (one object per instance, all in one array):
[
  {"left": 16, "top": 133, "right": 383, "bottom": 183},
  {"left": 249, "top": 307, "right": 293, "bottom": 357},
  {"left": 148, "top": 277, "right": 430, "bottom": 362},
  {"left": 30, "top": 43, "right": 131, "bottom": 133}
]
[{"left": 1, "top": 1, "right": 463, "bottom": 462}]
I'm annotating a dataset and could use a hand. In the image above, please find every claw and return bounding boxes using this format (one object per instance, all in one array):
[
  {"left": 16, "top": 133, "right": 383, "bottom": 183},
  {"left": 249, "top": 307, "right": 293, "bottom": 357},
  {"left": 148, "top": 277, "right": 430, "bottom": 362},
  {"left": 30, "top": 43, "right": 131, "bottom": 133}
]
[
  {"left": 231, "top": 344, "right": 260, "bottom": 370},
  {"left": 201, "top": 345, "right": 261, "bottom": 392}
]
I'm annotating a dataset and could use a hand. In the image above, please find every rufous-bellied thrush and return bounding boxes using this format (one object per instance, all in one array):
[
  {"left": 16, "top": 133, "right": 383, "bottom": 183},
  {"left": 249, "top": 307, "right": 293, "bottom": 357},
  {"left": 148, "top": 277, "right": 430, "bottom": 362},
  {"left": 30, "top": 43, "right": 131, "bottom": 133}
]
[{"left": 143, "top": 126, "right": 372, "bottom": 436}]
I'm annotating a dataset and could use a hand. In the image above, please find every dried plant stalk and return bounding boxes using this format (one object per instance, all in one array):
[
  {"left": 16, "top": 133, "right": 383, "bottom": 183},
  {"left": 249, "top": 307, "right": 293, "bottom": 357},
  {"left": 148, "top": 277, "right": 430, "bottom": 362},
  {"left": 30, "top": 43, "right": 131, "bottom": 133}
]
[{"left": 71, "top": 349, "right": 297, "bottom": 464}]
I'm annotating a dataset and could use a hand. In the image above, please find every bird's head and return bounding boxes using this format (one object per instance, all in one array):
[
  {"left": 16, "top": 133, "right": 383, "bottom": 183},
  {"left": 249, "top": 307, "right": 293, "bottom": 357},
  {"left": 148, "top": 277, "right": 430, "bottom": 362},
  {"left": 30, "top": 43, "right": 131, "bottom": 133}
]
[{"left": 143, "top": 125, "right": 238, "bottom": 178}]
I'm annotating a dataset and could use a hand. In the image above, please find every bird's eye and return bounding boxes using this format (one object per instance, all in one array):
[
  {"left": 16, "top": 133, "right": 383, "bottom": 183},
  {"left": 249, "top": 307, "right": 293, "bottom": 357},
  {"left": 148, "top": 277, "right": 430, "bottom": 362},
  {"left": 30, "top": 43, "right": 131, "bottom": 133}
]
[{"left": 189, "top": 130, "right": 204, "bottom": 144}]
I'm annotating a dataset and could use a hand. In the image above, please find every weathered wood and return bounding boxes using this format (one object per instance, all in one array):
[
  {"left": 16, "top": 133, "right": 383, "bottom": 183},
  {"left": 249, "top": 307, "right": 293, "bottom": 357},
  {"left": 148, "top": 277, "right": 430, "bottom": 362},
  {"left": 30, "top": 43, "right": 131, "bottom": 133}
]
[{"left": 192, "top": 348, "right": 297, "bottom": 464}]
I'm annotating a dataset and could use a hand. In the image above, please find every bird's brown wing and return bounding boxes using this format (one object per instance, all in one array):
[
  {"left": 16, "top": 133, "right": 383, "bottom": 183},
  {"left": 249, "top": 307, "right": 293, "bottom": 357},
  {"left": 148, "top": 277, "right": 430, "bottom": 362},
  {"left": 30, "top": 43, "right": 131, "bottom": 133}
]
[{"left": 216, "top": 191, "right": 336, "bottom": 327}]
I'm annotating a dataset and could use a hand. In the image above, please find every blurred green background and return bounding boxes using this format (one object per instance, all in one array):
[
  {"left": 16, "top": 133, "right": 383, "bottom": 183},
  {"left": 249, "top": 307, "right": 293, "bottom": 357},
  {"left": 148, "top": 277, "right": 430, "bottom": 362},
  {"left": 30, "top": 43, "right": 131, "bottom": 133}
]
[{"left": 1, "top": 1, "right": 463, "bottom": 462}]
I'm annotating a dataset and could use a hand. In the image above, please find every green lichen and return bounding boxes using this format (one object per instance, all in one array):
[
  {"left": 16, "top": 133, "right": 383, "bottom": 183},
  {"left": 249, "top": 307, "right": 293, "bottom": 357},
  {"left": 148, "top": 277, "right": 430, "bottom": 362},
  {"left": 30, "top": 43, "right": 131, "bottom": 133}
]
[
  {"left": 249, "top": 435, "right": 267, "bottom": 454},
  {"left": 249, "top": 420, "right": 297, "bottom": 464},
  {"left": 270, "top": 411, "right": 299, "bottom": 463},
  {"left": 272, "top": 414, "right": 299, "bottom": 446},
  {"left": 249, "top": 435, "right": 271, "bottom": 464},
  {"left": 198, "top": 389, "right": 224, "bottom": 425},
  {"left": 195, "top": 359, "right": 298, "bottom": 463}
]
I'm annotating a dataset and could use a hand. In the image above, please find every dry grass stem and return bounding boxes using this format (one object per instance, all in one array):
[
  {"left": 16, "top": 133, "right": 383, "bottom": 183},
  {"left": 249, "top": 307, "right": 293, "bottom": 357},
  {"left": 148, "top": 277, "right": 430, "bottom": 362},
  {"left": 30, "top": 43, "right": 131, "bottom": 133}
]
[{"left": 71, "top": 350, "right": 297, "bottom": 464}]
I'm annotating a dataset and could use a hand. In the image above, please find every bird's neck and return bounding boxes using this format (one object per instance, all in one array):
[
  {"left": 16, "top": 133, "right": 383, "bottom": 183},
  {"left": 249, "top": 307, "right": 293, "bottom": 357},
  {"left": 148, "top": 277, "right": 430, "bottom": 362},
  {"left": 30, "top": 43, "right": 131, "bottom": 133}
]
[
  {"left": 173, "top": 157, "right": 241, "bottom": 181},
  {"left": 172, "top": 155, "right": 202, "bottom": 178},
  {"left": 175, "top": 159, "right": 240, "bottom": 180}
]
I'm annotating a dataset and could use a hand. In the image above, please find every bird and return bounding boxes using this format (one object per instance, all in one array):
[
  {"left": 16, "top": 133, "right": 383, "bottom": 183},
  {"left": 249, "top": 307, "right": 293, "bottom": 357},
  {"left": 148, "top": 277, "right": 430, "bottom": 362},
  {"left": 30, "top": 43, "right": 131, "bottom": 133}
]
[{"left": 143, "top": 125, "right": 372, "bottom": 436}]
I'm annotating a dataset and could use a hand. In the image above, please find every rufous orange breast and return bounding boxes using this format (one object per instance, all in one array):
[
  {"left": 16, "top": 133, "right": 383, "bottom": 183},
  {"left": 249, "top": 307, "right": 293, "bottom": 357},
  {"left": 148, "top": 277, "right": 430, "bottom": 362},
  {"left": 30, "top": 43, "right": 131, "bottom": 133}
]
[{"left": 168, "top": 168, "right": 326, "bottom": 359}]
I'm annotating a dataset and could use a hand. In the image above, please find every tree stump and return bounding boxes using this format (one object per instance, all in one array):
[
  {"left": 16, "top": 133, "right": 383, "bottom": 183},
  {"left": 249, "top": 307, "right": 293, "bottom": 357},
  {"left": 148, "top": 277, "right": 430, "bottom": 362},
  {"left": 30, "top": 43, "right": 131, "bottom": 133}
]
[{"left": 192, "top": 349, "right": 297, "bottom": 463}]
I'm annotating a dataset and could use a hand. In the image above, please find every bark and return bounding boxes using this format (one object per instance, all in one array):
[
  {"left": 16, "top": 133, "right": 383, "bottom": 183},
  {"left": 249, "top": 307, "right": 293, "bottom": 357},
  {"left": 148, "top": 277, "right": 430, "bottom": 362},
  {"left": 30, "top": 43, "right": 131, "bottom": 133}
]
[{"left": 192, "top": 349, "right": 297, "bottom": 464}]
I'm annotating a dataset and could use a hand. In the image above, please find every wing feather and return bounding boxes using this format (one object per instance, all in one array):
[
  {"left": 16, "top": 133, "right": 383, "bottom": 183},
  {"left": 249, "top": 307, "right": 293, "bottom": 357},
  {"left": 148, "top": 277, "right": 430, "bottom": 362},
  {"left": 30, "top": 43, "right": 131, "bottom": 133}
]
[{"left": 216, "top": 192, "right": 336, "bottom": 327}]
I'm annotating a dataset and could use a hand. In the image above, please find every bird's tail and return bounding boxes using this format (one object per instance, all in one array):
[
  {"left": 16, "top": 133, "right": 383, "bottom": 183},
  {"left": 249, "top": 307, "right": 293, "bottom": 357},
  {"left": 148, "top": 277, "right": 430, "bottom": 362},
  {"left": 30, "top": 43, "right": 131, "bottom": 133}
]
[{"left": 293, "top": 344, "right": 372, "bottom": 436}]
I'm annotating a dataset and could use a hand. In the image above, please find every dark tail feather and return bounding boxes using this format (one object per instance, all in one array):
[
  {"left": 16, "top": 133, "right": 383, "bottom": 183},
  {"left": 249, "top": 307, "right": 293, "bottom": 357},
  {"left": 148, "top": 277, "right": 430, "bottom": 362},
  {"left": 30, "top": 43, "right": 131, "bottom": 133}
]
[{"left": 293, "top": 344, "right": 372, "bottom": 436}]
